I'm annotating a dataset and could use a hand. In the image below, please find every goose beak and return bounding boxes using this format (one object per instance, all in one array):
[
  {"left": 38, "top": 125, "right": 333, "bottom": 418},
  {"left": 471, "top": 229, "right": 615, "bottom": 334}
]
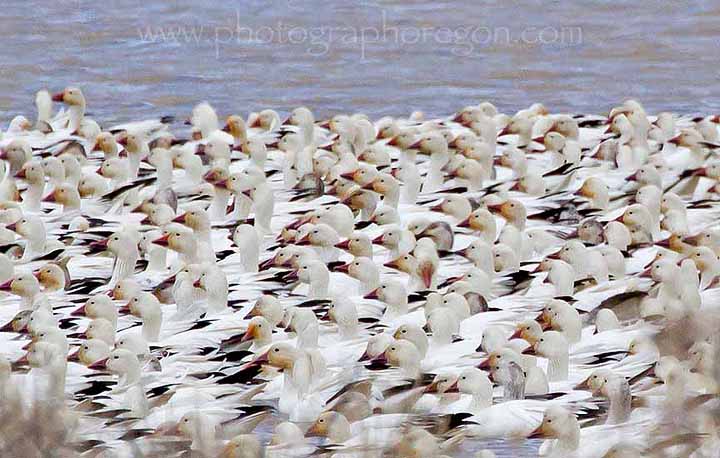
[
  {"left": 253, "top": 350, "right": 270, "bottom": 364},
  {"left": 458, "top": 217, "right": 471, "bottom": 228},
  {"left": 0, "top": 279, "right": 13, "bottom": 291},
  {"left": 331, "top": 239, "right": 353, "bottom": 252},
  {"left": 424, "top": 381, "right": 439, "bottom": 393},
  {"left": 88, "top": 358, "right": 108, "bottom": 370},
  {"left": 445, "top": 380, "right": 459, "bottom": 393},
  {"left": 668, "top": 135, "right": 682, "bottom": 145},
  {"left": 430, "top": 202, "right": 445, "bottom": 212},
  {"left": 14, "top": 168, "right": 26, "bottom": 179},
  {"left": 387, "top": 136, "right": 399, "bottom": 146},
  {"left": 371, "top": 351, "right": 388, "bottom": 365},
  {"left": 409, "top": 140, "right": 423, "bottom": 149},
  {"left": 371, "top": 235, "right": 384, "bottom": 245},
  {"left": 363, "top": 288, "right": 379, "bottom": 300},
  {"left": 240, "top": 326, "right": 255, "bottom": 342},
  {"left": 5, "top": 222, "right": 17, "bottom": 233},
  {"left": 498, "top": 126, "right": 512, "bottom": 136},
  {"left": 383, "top": 259, "right": 399, "bottom": 269},
  {"left": 258, "top": 258, "right": 276, "bottom": 271},
  {"left": 295, "top": 234, "right": 311, "bottom": 246},
  {"left": 71, "top": 305, "right": 86, "bottom": 317},
  {"left": 67, "top": 348, "right": 81, "bottom": 362},
  {"left": 476, "top": 358, "right": 490, "bottom": 369},
  {"left": 333, "top": 263, "right": 350, "bottom": 273},
  {"left": 42, "top": 192, "right": 56, "bottom": 202},
  {"left": 153, "top": 234, "right": 170, "bottom": 246},
  {"left": 509, "top": 328, "right": 523, "bottom": 340},
  {"left": 692, "top": 167, "right": 708, "bottom": 177},
  {"left": 527, "top": 424, "right": 547, "bottom": 439},
  {"left": 173, "top": 214, "right": 187, "bottom": 223},
  {"left": 14, "top": 353, "right": 29, "bottom": 366},
  {"left": 51, "top": 92, "right": 64, "bottom": 102}
]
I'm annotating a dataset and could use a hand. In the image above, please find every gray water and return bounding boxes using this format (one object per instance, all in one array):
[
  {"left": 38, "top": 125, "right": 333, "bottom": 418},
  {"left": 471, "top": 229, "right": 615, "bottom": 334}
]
[
  {"left": 1, "top": 0, "right": 719, "bottom": 127},
  {"left": 0, "top": 1, "right": 714, "bottom": 456}
]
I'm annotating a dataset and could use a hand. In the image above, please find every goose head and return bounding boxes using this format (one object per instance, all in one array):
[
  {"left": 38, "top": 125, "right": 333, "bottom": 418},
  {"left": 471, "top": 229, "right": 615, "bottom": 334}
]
[
  {"left": 378, "top": 339, "right": 421, "bottom": 376},
  {"left": 492, "top": 244, "right": 519, "bottom": 273},
  {"left": 511, "top": 320, "right": 544, "bottom": 345},
  {"left": 248, "top": 295, "right": 284, "bottom": 327},
  {"left": 43, "top": 184, "right": 81, "bottom": 210},
  {"left": 488, "top": 199, "right": 526, "bottom": 229},
  {"left": 98, "top": 157, "right": 129, "bottom": 182},
  {"left": 34, "top": 263, "right": 66, "bottom": 292},
  {"left": 52, "top": 86, "right": 85, "bottom": 107},
  {"left": 431, "top": 195, "right": 472, "bottom": 220},
  {"left": 0, "top": 139, "right": 32, "bottom": 174},
  {"left": 111, "top": 278, "right": 141, "bottom": 300},
  {"left": 241, "top": 316, "right": 273, "bottom": 345},
  {"left": 335, "top": 232, "right": 372, "bottom": 258},
  {"left": 628, "top": 164, "right": 661, "bottom": 188},
  {"left": 84, "top": 318, "right": 116, "bottom": 346},
  {"left": 296, "top": 223, "right": 340, "bottom": 248},
  {"left": 459, "top": 208, "right": 496, "bottom": 240},
  {"left": 410, "top": 132, "right": 448, "bottom": 157},
  {"left": 175, "top": 207, "right": 211, "bottom": 233},
  {"left": 306, "top": 411, "right": 351, "bottom": 443},
  {"left": 220, "top": 434, "right": 263, "bottom": 458},
  {"left": 393, "top": 323, "right": 428, "bottom": 358},
  {"left": 153, "top": 226, "right": 197, "bottom": 257},
  {"left": 72, "top": 294, "right": 117, "bottom": 326},
  {"left": 528, "top": 406, "right": 579, "bottom": 446},
  {"left": 425, "top": 372, "right": 458, "bottom": 394},
  {"left": 69, "top": 339, "right": 110, "bottom": 366},
  {"left": 0, "top": 272, "right": 41, "bottom": 302},
  {"left": 223, "top": 115, "right": 247, "bottom": 142},
  {"left": 95, "top": 132, "right": 119, "bottom": 157}
]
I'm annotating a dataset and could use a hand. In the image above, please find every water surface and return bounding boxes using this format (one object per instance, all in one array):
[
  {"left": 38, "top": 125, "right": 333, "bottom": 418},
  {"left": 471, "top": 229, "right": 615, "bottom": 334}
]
[{"left": 1, "top": 0, "right": 718, "bottom": 126}]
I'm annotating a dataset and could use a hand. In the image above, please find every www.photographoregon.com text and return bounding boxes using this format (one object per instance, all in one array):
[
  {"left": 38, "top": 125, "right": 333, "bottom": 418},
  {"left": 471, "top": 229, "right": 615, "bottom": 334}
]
[{"left": 137, "top": 11, "right": 583, "bottom": 58}]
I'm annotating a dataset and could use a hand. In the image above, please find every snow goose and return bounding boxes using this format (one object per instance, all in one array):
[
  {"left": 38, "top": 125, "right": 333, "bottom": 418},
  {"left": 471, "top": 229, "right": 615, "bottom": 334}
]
[
  {"left": 51, "top": 86, "right": 86, "bottom": 133},
  {"left": 247, "top": 295, "right": 284, "bottom": 328},
  {"left": 119, "top": 292, "right": 162, "bottom": 342},
  {"left": 528, "top": 405, "right": 640, "bottom": 458},
  {"left": 364, "top": 279, "right": 414, "bottom": 322},
  {"left": 68, "top": 338, "right": 111, "bottom": 366},
  {"left": 333, "top": 256, "right": 379, "bottom": 296},
  {"left": 305, "top": 410, "right": 404, "bottom": 452},
  {"left": 335, "top": 231, "right": 373, "bottom": 259},
  {"left": 526, "top": 331, "right": 569, "bottom": 382},
  {"left": 0, "top": 272, "right": 46, "bottom": 309},
  {"left": 229, "top": 224, "right": 260, "bottom": 272},
  {"left": 16, "top": 160, "right": 45, "bottom": 212},
  {"left": 19, "top": 341, "right": 67, "bottom": 401},
  {"left": 409, "top": 132, "right": 449, "bottom": 193},
  {"left": 458, "top": 208, "right": 497, "bottom": 244}
]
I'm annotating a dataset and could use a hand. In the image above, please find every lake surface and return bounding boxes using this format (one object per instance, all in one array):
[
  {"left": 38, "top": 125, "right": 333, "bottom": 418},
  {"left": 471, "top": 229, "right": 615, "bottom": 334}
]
[
  {"left": 1, "top": 0, "right": 718, "bottom": 127},
  {"left": 0, "top": 1, "right": 715, "bottom": 455}
]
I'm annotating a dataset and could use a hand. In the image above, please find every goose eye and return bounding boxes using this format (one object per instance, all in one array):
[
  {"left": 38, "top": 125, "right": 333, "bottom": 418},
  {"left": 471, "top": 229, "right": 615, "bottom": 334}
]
[
  {"left": 274, "top": 348, "right": 280, "bottom": 352},
  {"left": 113, "top": 355, "right": 119, "bottom": 359}
]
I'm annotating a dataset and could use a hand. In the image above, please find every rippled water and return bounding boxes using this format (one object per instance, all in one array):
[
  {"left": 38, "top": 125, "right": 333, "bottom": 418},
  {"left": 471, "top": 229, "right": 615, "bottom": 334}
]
[
  {"left": 1, "top": 0, "right": 718, "bottom": 127},
  {"left": 1, "top": 1, "right": 716, "bottom": 455}
]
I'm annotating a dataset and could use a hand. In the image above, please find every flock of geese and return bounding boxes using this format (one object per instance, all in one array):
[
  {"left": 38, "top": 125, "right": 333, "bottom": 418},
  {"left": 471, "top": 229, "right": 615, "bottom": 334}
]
[{"left": 0, "top": 87, "right": 719, "bottom": 458}]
